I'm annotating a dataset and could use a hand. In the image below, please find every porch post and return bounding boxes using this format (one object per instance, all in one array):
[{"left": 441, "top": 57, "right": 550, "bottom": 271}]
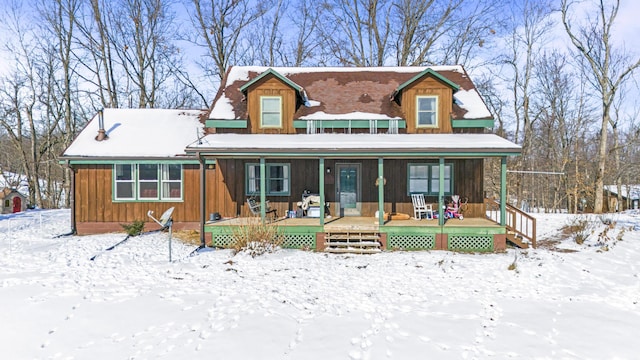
[
  {"left": 378, "top": 157, "right": 384, "bottom": 226},
  {"left": 501, "top": 156, "right": 507, "bottom": 226},
  {"left": 199, "top": 154, "right": 206, "bottom": 247},
  {"left": 260, "top": 157, "right": 266, "bottom": 222},
  {"left": 438, "top": 157, "right": 445, "bottom": 226},
  {"left": 319, "top": 157, "right": 325, "bottom": 226}
]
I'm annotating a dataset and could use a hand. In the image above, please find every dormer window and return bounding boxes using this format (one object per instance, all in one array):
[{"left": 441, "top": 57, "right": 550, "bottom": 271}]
[
  {"left": 260, "top": 96, "right": 282, "bottom": 128},
  {"left": 416, "top": 96, "right": 438, "bottom": 128}
]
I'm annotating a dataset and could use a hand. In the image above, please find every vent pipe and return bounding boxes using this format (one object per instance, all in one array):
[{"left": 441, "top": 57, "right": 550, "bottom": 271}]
[{"left": 95, "top": 108, "right": 108, "bottom": 141}]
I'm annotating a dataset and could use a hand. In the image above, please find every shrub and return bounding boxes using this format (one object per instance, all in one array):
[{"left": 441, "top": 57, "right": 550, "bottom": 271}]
[
  {"left": 229, "top": 220, "right": 284, "bottom": 257},
  {"left": 561, "top": 216, "right": 594, "bottom": 245},
  {"left": 121, "top": 220, "right": 145, "bottom": 236}
]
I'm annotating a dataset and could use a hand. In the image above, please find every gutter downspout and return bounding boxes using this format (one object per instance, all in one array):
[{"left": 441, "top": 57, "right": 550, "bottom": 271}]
[
  {"left": 199, "top": 152, "right": 206, "bottom": 247},
  {"left": 67, "top": 160, "right": 77, "bottom": 234}
]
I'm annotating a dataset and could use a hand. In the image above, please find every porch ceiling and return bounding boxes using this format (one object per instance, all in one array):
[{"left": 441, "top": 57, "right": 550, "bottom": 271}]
[{"left": 187, "top": 133, "right": 521, "bottom": 158}]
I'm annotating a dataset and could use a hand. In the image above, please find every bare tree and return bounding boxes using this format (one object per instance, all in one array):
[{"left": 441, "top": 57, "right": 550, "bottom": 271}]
[
  {"left": 319, "top": 0, "right": 392, "bottom": 66},
  {"left": 561, "top": 0, "right": 640, "bottom": 213},
  {"left": 188, "top": 0, "right": 270, "bottom": 81}
]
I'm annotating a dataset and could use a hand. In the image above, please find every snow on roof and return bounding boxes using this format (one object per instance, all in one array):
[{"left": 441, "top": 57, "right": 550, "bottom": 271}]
[
  {"left": 188, "top": 133, "right": 521, "bottom": 154},
  {"left": 604, "top": 185, "right": 640, "bottom": 199},
  {"left": 299, "top": 112, "right": 403, "bottom": 120},
  {"left": 63, "top": 109, "right": 206, "bottom": 158},
  {"left": 223, "top": 65, "right": 465, "bottom": 88},
  {"left": 211, "top": 65, "right": 492, "bottom": 123},
  {"left": 454, "top": 89, "right": 492, "bottom": 119}
]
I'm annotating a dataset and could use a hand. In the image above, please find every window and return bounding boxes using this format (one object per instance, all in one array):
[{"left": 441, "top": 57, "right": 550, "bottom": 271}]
[
  {"left": 115, "top": 164, "right": 135, "bottom": 200},
  {"left": 261, "top": 96, "right": 282, "bottom": 128},
  {"left": 416, "top": 96, "right": 438, "bottom": 127},
  {"left": 408, "top": 163, "right": 452, "bottom": 195},
  {"left": 114, "top": 164, "right": 182, "bottom": 201},
  {"left": 246, "top": 163, "right": 290, "bottom": 196},
  {"left": 161, "top": 164, "right": 182, "bottom": 199}
]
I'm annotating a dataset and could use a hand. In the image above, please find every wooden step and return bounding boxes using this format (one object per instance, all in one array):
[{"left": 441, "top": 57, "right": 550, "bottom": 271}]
[
  {"left": 324, "top": 247, "right": 381, "bottom": 254},
  {"left": 323, "top": 241, "right": 381, "bottom": 248},
  {"left": 506, "top": 233, "right": 530, "bottom": 249},
  {"left": 325, "top": 234, "right": 381, "bottom": 241}
]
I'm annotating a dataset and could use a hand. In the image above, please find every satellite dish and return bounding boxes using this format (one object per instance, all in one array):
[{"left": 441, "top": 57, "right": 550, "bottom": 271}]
[
  {"left": 147, "top": 206, "right": 176, "bottom": 262},
  {"left": 147, "top": 206, "right": 175, "bottom": 228},
  {"left": 159, "top": 207, "right": 175, "bottom": 227}
]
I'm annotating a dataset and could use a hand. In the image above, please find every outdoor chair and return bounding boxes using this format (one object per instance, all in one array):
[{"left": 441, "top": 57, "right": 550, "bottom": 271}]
[
  {"left": 247, "top": 197, "right": 277, "bottom": 219},
  {"left": 411, "top": 193, "right": 433, "bottom": 220}
]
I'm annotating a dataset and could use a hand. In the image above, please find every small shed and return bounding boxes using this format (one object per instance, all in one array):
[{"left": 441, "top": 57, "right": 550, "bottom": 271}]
[
  {"left": 0, "top": 188, "right": 27, "bottom": 214},
  {"left": 604, "top": 185, "right": 640, "bottom": 212}
]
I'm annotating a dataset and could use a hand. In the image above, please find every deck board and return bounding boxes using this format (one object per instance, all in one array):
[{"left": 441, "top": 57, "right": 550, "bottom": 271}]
[{"left": 207, "top": 216, "right": 499, "bottom": 229}]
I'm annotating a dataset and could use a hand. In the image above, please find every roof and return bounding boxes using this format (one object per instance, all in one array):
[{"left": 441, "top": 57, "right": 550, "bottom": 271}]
[
  {"left": 62, "top": 108, "right": 207, "bottom": 159},
  {"left": 209, "top": 66, "right": 492, "bottom": 121},
  {"left": 186, "top": 133, "right": 521, "bottom": 157},
  {"left": 604, "top": 185, "right": 640, "bottom": 200},
  {"left": 0, "top": 188, "right": 25, "bottom": 199}
]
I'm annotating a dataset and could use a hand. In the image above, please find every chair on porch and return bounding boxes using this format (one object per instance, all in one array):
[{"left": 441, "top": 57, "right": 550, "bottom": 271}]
[
  {"left": 411, "top": 193, "right": 433, "bottom": 220},
  {"left": 247, "top": 197, "right": 277, "bottom": 219}
]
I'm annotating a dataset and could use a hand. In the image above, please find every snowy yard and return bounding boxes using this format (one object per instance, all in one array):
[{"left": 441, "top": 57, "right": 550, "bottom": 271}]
[{"left": 1, "top": 209, "right": 639, "bottom": 359}]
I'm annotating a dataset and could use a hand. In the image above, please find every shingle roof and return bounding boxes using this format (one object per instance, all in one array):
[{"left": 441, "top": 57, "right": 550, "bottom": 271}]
[{"left": 209, "top": 66, "right": 492, "bottom": 121}]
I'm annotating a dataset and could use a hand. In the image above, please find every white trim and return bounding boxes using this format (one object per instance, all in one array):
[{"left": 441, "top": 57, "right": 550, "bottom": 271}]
[
  {"left": 416, "top": 95, "right": 438, "bottom": 128},
  {"left": 260, "top": 96, "right": 283, "bottom": 128}
]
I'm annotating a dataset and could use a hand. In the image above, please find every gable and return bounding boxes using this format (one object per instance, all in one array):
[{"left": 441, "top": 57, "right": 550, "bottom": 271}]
[{"left": 208, "top": 66, "right": 493, "bottom": 130}]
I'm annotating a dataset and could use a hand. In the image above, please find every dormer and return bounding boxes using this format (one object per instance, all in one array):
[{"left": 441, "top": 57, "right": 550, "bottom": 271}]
[
  {"left": 391, "top": 68, "right": 460, "bottom": 134},
  {"left": 240, "top": 68, "right": 308, "bottom": 134}
]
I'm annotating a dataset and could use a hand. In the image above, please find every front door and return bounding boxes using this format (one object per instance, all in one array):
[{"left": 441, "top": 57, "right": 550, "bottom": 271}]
[
  {"left": 336, "top": 163, "right": 361, "bottom": 216},
  {"left": 12, "top": 196, "right": 21, "bottom": 213}
]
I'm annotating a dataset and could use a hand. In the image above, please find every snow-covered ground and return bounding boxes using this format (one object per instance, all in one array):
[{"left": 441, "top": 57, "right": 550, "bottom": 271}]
[{"left": 1, "top": 210, "right": 639, "bottom": 359}]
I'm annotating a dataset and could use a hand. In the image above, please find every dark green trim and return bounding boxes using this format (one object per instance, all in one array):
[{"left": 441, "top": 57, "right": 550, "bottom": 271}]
[
  {"left": 444, "top": 227, "right": 504, "bottom": 235},
  {"left": 407, "top": 162, "right": 453, "bottom": 196},
  {"left": 378, "top": 158, "right": 384, "bottom": 226},
  {"left": 239, "top": 68, "right": 303, "bottom": 93},
  {"left": 292, "top": 119, "right": 406, "bottom": 129},
  {"left": 245, "top": 162, "right": 291, "bottom": 196},
  {"left": 395, "top": 68, "right": 460, "bottom": 95},
  {"left": 112, "top": 163, "right": 184, "bottom": 202},
  {"left": 206, "top": 119, "right": 248, "bottom": 128},
  {"left": 195, "top": 151, "right": 520, "bottom": 158},
  {"left": 65, "top": 159, "right": 212, "bottom": 165},
  {"left": 501, "top": 157, "right": 507, "bottom": 226},
  {"left": 451, "top": 119, "right": 494, "bottom": 128}
]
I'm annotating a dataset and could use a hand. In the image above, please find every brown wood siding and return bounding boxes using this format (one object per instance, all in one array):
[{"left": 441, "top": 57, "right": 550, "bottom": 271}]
[
  {"left": 209, "top": 158, "right": 485, "bottom": 219},
  {"left": 246, "top": 76, "right": 296, "bottom": 134},
  {"left": 401, "top": 76, "right": 453, "bottom": 134},
  {"left": 74, "top": 164, "right": 202, "bottom": 224}
]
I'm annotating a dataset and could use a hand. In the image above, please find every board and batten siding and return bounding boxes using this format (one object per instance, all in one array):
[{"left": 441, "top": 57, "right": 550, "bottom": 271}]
[
  {"left": 401, "top": 76, "right": 454, "bottom": 134},
  {"left": 246, "top": 76, "right": 297, "bottom": 134},
  {"left": 209, "top": 158, "right": 485, "bottom": 219},
  {"left": 74, "top": 164, "right": 206, "bottom": 233}
]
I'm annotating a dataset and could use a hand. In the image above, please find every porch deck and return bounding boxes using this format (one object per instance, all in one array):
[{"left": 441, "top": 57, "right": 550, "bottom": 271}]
[{"left": 206, "top": 216, "right": 499, "bottom": 229}]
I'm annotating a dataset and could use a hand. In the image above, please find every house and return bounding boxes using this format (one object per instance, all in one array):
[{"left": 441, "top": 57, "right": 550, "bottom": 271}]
[
  {"left": 61, "top": 108, "right": 208, "bottom": 234},
  {"left": 62, "top": 66, "right": 533, "bottom": 251},
  {"left": 604, "top": 185, "right": 640, "bottom": 211},
  {"left": 0, "top": 188, "right": 27, "bottom": 214}
]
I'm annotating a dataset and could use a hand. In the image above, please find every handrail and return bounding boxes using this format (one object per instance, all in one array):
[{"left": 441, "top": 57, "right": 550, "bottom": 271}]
[{"left": 484, "top": 198, "right": 536, "bottom": 248}]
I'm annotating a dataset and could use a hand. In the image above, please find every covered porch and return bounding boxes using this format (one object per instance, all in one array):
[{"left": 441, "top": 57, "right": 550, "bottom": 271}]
[{"left": 189, "top": 133, "right": 521, "bottom": 252}]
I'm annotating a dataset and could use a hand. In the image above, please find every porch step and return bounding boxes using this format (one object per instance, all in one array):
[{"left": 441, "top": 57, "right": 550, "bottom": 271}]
[
  {"left": 324, "top": 231, "right": 382, "bottom": 254},
  {"left": 507, "top": 232, "right": 530, "bottom": 249}
]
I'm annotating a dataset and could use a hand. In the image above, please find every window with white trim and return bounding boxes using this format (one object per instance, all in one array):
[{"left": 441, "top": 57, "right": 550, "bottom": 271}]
[
  {"left": 246, "top": 163, "right": 290, "bottom": 196},
  {"left": 408, "top": 163, "right": 452, "bottom": 195},
  {"left": 416, "top": 96, "right": 438, "bottom": 127},
  {"left": 260, "top": 96, "right": 282, "bottom": 128},
  {"left": 113, "top": 164, "right": 182, "bottom": 201}
]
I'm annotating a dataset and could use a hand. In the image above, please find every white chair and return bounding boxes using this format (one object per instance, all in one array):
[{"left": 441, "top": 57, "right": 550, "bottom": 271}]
[{"left": 411, "top": 193, "right": 433, "bottom": 220}]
